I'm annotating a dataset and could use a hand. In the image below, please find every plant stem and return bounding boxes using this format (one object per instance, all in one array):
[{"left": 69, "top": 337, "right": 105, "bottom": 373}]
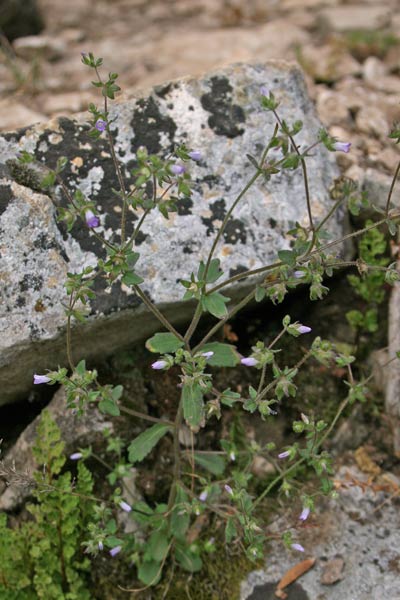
[
  {"left": 120, "top": 405, "right": 174, "bottom": 426},
  {"left": 167, "top": 398, "right": 184, "bottom": 511},
  {"left": 133, "top": 285, "right": 185, "bottom": 342}
]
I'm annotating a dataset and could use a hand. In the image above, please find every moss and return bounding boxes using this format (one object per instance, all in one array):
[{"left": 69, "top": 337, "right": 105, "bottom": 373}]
[{"left": 153, "top": 545, "right": 259, "bottom": 600}]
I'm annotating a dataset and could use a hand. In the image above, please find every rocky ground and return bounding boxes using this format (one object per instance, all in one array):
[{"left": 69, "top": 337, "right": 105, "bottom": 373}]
[
  {"left": 3, "top": 0, "right": 400, "bottom": 202},
  {"left": 2, "top": 1, "right": 400, "bottom": 599}
]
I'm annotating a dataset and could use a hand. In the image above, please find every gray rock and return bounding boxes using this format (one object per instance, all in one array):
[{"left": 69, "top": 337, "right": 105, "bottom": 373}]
[
  {"left": 241, "top": 465, "right": 400, "bottom": 599},
  {"left": 386, "top": 257, "right": 400, "bottom": 453},
  {"left": 0, "top": 61, "right": 344, "bottom": 406}
]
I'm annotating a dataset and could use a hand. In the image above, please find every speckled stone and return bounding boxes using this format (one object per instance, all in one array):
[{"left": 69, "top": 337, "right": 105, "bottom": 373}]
[{"left": 0, "top": 61, "right": 344, "bottom": 406}]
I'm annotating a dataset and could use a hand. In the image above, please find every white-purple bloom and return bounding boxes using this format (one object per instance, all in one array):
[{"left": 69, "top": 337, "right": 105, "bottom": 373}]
[
  {"left": 70, "top": 452, "right": 83, "bottom": 460},
  {"left": 33, "top": 374, "right": 51, "bottom": 385},
  {"left": 278, "top": 450, "right": 290, "bottom": 459},
  {"left": 241, "top": 357, "right": 258, "bottom": 367},
  {"left": 202, "top": 351, "right": 214, "bottom": 358},
  {"left": 199, "top": 490, "right": 208, "bottom": 502},
  {"left": 151, "top": 360, "right": 168, "bottom": 370},
  {"left": 98, "top": 540, "right": 104, "bottom": 551},
  {"left": 188, "top": 151, "right": 202, "bottom": 161},
  {"left": 119, "top": 500, "right": 132, "bottom": 513},
  {"left": 260, "top": 86, "right": 268, "bottom": 96},
  {"left": 229, "top": 451, "right": 236, "bottom": 462},
  {"left": 294, "top": 270, "right": 306, "bottom": 279},
  {"left": 291, "top": 543, "right": 305, "bottom": 552},
  {"left": 297, "top": 325, "right": 312, "bottom": 334},
  {"left": 85, "top": 209, "right": 100, "bottom": 228},
  {"left": 109, "top": 546, "right": 122, "bottom": 557},
  {"left": 333, "top": 141, "right": 351, "bottom": 153},
  {"left": 95, "top": 119, "right": 107, "bottom": 132},
  {"left": 224, "top": 484, "right": 233, "bottom": 496},
  {"left": 171, "top": 164, "right": 186, "bottom": 175},
  {"left": 299, "top": 506, "right": 310, "bottom": 521}
]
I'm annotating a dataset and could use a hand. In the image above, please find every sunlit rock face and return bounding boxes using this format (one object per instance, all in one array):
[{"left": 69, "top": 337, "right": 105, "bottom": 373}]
[{"left": 0, "top": 60, "right": 343, "bottom": 406}]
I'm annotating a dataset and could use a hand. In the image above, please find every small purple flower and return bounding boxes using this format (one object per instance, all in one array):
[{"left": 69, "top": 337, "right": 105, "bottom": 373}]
[
  {"left": 171, "top": 164, "right": 186, "bottom": 176},
  {"left": 202, "top": 351, "right": 214, "bottom": 358},
  {"left": 109, "top": 546, "right": 122, "bottom": 557},
  {"left": 241, "top": 357, "right": 258, "bottom": 367},
  {"left": 70, "top": 452, "right": 83, "bottom": 460},
  {"left": 95, "top": 119, "right": 107, "bottom": 132},
  {"left": 33, "top": 374, "right": 51, "bottom": 385},
  {"left": 199, "top": 490, "right": 208, "bottom": 502},
  {"left": 98, "top": 541, "right": 104, "bottom": 551},
  {"left": 229, "top": 451, "right": 236, "bottom": 462},
  {"left": 291, "top": 543, "right": 305, "bottom": 552},
  {"left": 188, "top": 151, "right": 202, "bottom": 161},
  {"left": 299, "top": 506, "right": 310, "bottom": 521},
  {"left": 260, "top": 86, "right": 268, "bottom": 96},
  {"left": 298, "top": 325, "right": 312, "bottom": 334},
  {"left": 333, "top": 141, "right": 351, "bottom": 153},
  {"left": 119, "top": 500, "right": 132, "bottom": 513},
  {"left": 151, "top": 360, "right": 168, "bottom": 370},
  {"left": 85, "top": 209, "right": 100, "bottom": 228},
  {"left": 224, "top": 484, "right": 233, "bottom": 496},
  {"left": 294, "top": 271, "right": 306, "bottom": 279},
  {"left": 81, "top": 52, "right": 88, "bottom": 58},
  {"left": 278, "top": 450, "right": 290, "bottom": 459}
]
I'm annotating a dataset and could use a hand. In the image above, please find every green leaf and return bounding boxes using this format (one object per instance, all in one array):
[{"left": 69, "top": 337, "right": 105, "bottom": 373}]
[
  {"left": 182, "top": 383, "right": 204, "bottom": 431},
  {"left": 145, "top": 332, "right": 184, "bottom": 354},
  {"left": 255, "top": 286, "right": 266, "bottom": 302},
  {"left": 138, "top": 560, "right": 162, "bottom": 586},
  {"left": 98, "top": 399, "right": 120, "bottom": 416},
  {"left": 194, "top": 453, "right": 226, "bottom": 476},
  {"left": 202, "top": 292, "right": 229, "bottom": 319},
  {"left": 170, "top": 486, "right": 190, "bottom": 540},
  {"left": 206, "top": 258, "right": 224, "bottom": 283},
  {"left": 278, "top": 249, "right": 296, "bottom": 267},
  {"left": 175, "top": 545, "right": 202, "bottom": 573},
  {"left": 121, "top": 271, "right": 144, "bottom": 285},
  {"left": 201, "top": 342, "right": 240, "bottom": 367},
  {"left": 128, "top": 424, "right": 171, "bottom": 463},
  {"left": 225, "top": 518, "right": 237, "bottom": 543},
  {"left": 147, "top": 529, "right": 170, "bottom": 562}
]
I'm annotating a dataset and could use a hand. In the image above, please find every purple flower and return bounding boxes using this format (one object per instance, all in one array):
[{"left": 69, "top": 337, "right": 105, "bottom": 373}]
[
  {"left": 70, "top": 452, "right": 83, "bottom": 460},
  {"left": 202, "top": 351, "right": 214, "bottom": 358},
  {"left": 81, "top": 52, "right": 88, "bottom": 59},
  {"left": 333, "top": 141, "right": 351, "bottom": 153},
  {"left": 98, "top": 541, "right": 104, "bottom": 551},
  {"left": 109, "top": 546, "right": 122, "bottom": 557},
  {"left": 119, "top": 500, "right": 132, "bottom": 513},
  {"left": 241, "top": 357, "right": 258, "bottom": 367},
  {"left": 294, "top": 271, "right": 306, "bottom": 279},
  {"left": 299, "top": 506, "right": 310, "bottom": 521},
  {"left": 151, "top": 360, "right": 168, "bottom": 370},
  {"left": 85, "top": 209, "right": 100, "bottom": 228},
  {"left": 298, "top": 325, "right": 311, "bottom": 334},
  {"left": 95, "top": 119, "right": 107, "bottom": 132},
  {"left": 224, "top": 484, "right": 233, "bottom": 496},
  {"left": 229, "top": 451, "right": 236, "bottom": 461},
  {"left": 171, "top": 164, "right": 186, "bottom": 176},
  {"left": 199, "top": 490, "right": 208, "bottom": 502},
  {"left": 188, "top": 151, "right": 202, "bottom": 161},
  {"left": 291, "top": 543, "right": 305, "bottom": 552},
  {"left": 33, "top": 374, "right": 51, "bottom": 385},
  {"left": 260, "top": 86, "right": 268, "bottom": 96},
  {"left": 278, "top": 450, "right": 290, "bottom": 459}
]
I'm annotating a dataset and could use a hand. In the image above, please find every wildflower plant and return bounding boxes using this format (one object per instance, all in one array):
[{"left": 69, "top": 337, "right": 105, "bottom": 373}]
[{"left": 6, "top": 52, "right": 400, "bottom": 592}]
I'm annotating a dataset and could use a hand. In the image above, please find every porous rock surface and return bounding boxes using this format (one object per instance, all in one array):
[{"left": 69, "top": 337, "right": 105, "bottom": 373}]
[{"left": 0, "top": 61, "right": 343, "bottom": 406}]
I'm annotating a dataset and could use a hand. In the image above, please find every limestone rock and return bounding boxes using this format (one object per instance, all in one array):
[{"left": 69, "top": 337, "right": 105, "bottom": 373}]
[
  {"left": 13, "top": 34, "right": 67, "bottom": 62},
  {"left": 386, "top": 257, "right": 400, "bottom": 454},
  {"left": 0, "top": 61, "right": 344, "bottom": 406},
  {"left": 318, "top": 5, "right": 392, "bottom": 32},
  {"left": 241, "top": 465, "right": 400, "bottom": 599},
  {"left": 0, "top": 98, "right": 46, "bottom": 132},
  {"left": 0, "top": 387, "right": 111, "bottom": 510}
]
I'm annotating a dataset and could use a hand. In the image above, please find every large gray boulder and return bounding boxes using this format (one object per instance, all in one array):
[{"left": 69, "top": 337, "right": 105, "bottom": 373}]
[{"left": 0, "top": 61, "right": 343, "bottom": 406}]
